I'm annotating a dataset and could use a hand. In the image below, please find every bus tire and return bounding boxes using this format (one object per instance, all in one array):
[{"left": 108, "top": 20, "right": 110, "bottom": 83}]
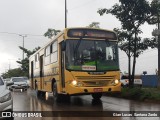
[
  {"left": 92, "top": 93, "right": 102, "bottom": 100},
  {"left": 41, "top": 91, "right": 46, "bottom": 97},
  {"left": 35, "top": 81, "right": 40, "bottom": 97},
  {"left": 36, "top": 90, "right": 41, "bottom": 97},
  {"left": 53, "top": 83, "right": 62, "bottom": 102}
]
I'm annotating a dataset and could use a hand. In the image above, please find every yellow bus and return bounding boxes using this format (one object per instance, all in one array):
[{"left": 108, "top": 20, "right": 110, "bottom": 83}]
[{"left": 29, "top": 27, "right": 121, "bottom": 101}]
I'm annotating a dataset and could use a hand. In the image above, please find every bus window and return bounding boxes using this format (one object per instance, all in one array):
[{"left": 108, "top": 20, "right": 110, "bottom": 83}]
[
  {"left": 45, "top": 45, "right": 51, "bottom": 65},
  {"left": 45, "top": 46, "right": 50, "bottom": 56},
  {"left": 51, "top": 41, "right": 58, "bottom": 63}
]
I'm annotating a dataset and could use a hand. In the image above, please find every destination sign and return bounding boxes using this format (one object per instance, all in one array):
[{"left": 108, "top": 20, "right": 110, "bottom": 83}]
[{"left": 67, "top": 29, "right": 117, "bottom": 40}]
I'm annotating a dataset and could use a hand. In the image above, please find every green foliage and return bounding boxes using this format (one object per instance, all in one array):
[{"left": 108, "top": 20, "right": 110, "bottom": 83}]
[
  {"left": 121, "top": 88, "right": 160, "bottom": 101},
  {"left": 121, "top": 87, "right": 142, "bottom": 100},
  {"left": 148, "top": 0, "right": 160, "bottom": 24},
  {"left": 44, "top": 28, "right": 61, "bottom": 39},
  {"left": 98, "top": 0, "right": 151, "bottom": 30},
  {"left": 114, "top": 28, "right": 150, "bottom": 57},
  {"left": 105, "top": 87, "right": 160, "bottom": 101},
  {"left": 115, "top": 28, "right": 157, "bottom": 57},
  {"left": 143, "top": 37, "right": 158, "bottom": 48},
  {"left": 98, "top": 0, "right": 160, "bottom": 87},
  {"left": 16, "top": 46, "right": 40, "bottom": 77},
  {"left": 1, "top": 68, "right": 26, "bottom": 79},
  {"left": 87, "top": 22, "right": 100, "bottom": 28}
]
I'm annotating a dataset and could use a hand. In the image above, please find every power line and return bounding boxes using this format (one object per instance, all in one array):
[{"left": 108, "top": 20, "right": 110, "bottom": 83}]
[
  {"left": 0, "top": 31, "right": 44, "bottom": 37},
  {"left": 0, "top": 32, "right": 19, "bottom": 35}
]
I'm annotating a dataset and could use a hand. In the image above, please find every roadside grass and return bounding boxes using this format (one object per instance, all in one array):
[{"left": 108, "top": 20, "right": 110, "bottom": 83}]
[{"left": 106, "top": 87, "right": 160, "bottom": 102}]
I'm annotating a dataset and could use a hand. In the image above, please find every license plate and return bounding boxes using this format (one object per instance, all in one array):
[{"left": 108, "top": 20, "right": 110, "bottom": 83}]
[{"left": 94, "top": 88, "right": 103, "bottom": 92}]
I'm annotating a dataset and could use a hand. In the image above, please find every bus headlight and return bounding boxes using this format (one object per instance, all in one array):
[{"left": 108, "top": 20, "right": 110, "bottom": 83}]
[
  {"left": 115, "top": 79, "right": 119, "bottom": 84},
  {"left": 70, "top": 80, "right": 83, "bottom": 87},
  {"left": 71, "top": 80, "right": 77, "bottom": 86},
  {"left": 111, "top": 79, "right": 119, "bottom": 85}
]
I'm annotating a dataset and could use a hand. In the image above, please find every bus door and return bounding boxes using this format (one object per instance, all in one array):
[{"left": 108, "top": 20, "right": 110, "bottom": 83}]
[
  {"left": 31, "top": 61, "right": 34, "bottom": 89},
  {"left": 60, "top": 41, "right": 65, "bottom": 89},
  {"left": 40, "top": 55, "right": 44, "bottom": 90}
]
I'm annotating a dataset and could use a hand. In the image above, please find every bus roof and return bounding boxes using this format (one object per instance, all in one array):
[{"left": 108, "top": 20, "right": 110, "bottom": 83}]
[{"left": 29, "top": 27, "right": 117, "bottom": 60}]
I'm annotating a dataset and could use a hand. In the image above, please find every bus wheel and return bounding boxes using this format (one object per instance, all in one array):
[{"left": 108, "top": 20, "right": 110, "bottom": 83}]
[
  {"left": 92, "top": 93, "right": 102, "bottom": 100},
  {"left": 36, "top": 90, "right": 41, "bottom": 97},
  {"left": 41, "top": 91, "right": 46, "bottom": 97},
  {"left": 53, "top": 83, "right": 57, "bottom": 97},
  {"left": 35, "top": 83, "right": 40, "bottom": 97},
  {"left": 53, "top": 83, "right": 61, "bottom": 101}
]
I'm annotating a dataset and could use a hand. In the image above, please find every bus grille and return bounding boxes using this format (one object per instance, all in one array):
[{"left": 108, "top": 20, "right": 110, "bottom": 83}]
[
  {"left": 75, "top": 76, "right": 115, "bottom": 87},
  {"left": 82, "top": 80, "right": 110, "bottom": 87}
]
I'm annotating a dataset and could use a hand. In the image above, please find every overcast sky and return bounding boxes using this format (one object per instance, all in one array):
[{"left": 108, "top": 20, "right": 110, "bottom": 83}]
[{"left": 0, "top": 0, "right": 157, "bottom": 75}]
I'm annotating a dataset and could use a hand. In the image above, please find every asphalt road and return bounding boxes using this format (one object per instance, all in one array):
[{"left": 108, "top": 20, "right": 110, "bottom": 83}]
[{"left": 10, "top": 88, "right": 160, "bottom": 120}]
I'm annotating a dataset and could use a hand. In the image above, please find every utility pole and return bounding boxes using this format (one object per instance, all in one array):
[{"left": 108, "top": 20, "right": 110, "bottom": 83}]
[
  {"left": 128, "top": 36, "right": 131, "bottom": 87},
  {"left": 158, "top": 15, "right": 160, "bottom": 87},
  {"left": 152, "top": 13, "right": 160, "bottom": 87},
  {"left": 65, "top": 0, "right": 67, "bottom": 28},
  {"left": 19, "top": 35, "right": 27, "bottom": 60}
]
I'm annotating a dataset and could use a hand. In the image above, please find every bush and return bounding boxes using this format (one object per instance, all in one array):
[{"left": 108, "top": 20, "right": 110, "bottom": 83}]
[
  {"left": 121, "top": 87, "right": 143, "bottom": 100},
  {"left": 105, "top": 87, "right": 160, "bottom": 102},
  {"left": 120, "top": 88, "right": 160, "bottom": 101}
]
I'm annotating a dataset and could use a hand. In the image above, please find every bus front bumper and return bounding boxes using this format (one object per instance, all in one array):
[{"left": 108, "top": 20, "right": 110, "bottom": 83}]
[{"left": 65, "top": 83, "right": 121, "bottom": 95}]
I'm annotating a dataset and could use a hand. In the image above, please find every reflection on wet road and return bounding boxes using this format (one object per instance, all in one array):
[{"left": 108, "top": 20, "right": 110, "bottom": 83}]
[{"left": 12, "top": 88, "right": 160, "bottom": 120}]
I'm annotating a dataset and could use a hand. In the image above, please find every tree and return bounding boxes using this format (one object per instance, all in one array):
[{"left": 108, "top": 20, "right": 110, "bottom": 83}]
[
  {"left": 44, "top": 28, "right": 61, "bottom": 39},
  {"left": 1, "top": 68, "right": 25, "bottom": 79},
  {"left": 114, "top": 28, "right": 154, "bottom": 84},
  {"left": 87, "top": 22, "right": 100, "bottom": 28},
  {"left": 98, "top": 0, "right": 159, "bottom": 87},
  {"left": 148, "top": 0, "right": 160, "bottom": 25},
  {"left": 16, "top": 46, "right": 40, "bottom": 77}
]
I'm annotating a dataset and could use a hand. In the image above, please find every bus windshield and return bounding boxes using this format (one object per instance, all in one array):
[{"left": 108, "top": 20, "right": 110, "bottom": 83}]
[{"left": 65, "top": 39, "right": 119, "bottom": 71}]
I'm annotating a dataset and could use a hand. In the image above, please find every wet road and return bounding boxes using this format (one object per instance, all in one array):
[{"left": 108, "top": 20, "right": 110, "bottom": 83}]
[{"left": 12, "top": 88, "right": 160, "bottom": 120}]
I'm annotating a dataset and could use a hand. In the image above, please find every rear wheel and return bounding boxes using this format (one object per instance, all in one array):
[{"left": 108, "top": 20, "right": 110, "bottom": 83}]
[
  {"left": 92, "top": 93, "right": 102, "bottom": 100},
  {"left": 53, "top": 83, "right": 60, "bottom": 101},
  {"left": 36, "top": 90, "right": 41, "bottom": 97},
  {"left": 53, "top": 83, "right": 57, "bottom": 97},
  {"left": 41, "top": 91, "right": 46, "bottom": 97},
  {"left": 35, "top": 81, "right": 41, "bottom": 97}
]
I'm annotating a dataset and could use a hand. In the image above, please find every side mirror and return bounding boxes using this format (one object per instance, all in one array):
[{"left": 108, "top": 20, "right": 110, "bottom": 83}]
[{"left": 61, "top": 41, "right": 66, "bottom": 51}]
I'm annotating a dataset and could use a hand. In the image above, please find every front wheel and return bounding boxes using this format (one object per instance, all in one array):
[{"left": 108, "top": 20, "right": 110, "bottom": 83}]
[
  {"left": 92, "top": 93, "right": 102, "bottom": 100},
  {"left": 53, "top": 83, "right": 70, "bottom": 102}
]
